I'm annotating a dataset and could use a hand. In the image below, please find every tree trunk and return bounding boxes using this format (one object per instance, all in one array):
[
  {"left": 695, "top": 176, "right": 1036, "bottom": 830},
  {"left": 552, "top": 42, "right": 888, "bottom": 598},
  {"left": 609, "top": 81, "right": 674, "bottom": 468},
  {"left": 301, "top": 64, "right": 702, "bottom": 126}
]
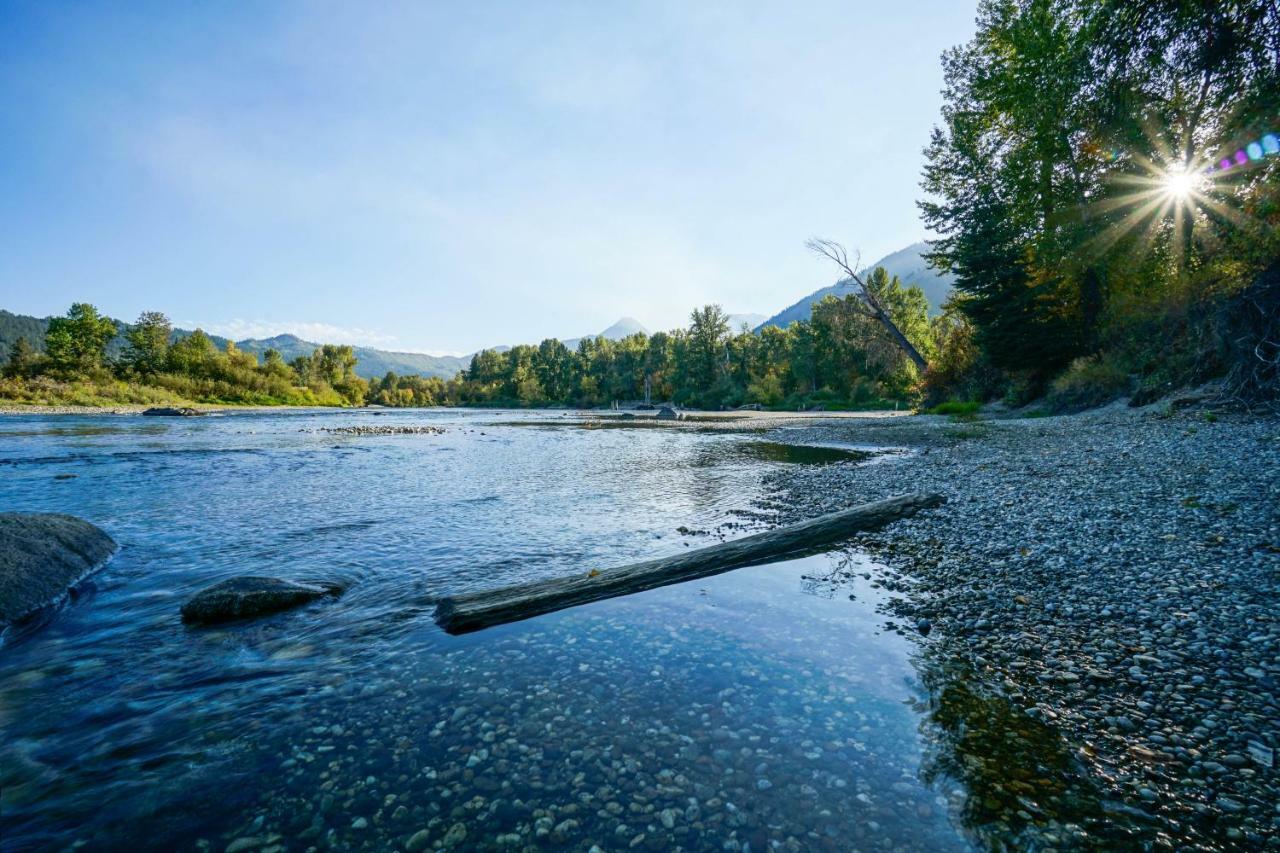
[
  {"left": 434, "top": 493, "right": 946, "bottom": 634},
  {"left": 867, "top": 299, "right": 929, "bottom": 372},
  {"left": 805, "top": 239, "right": 929, "bottom": 371}
]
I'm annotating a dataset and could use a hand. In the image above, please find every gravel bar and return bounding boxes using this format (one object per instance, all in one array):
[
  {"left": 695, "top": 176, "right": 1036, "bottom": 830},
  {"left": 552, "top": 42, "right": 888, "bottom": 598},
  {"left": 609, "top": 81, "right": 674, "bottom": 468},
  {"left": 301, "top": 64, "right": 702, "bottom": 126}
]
[{"left": 760, "top": 402, "right": 1280, "bottom": 849}]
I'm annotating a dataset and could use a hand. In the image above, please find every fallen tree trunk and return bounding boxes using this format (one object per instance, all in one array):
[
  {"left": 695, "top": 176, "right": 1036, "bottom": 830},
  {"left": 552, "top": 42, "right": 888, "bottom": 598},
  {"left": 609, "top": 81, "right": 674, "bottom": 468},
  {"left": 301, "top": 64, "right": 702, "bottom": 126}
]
[{"left": 434, "top": 492, "right": 945, "bottom": 635}]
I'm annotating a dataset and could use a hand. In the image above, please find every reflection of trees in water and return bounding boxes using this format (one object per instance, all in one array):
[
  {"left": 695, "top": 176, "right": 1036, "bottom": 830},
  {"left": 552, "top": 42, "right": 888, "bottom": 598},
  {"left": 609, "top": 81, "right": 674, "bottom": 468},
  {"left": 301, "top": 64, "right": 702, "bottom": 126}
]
[
  {"left": 797, "top": 549, "right": 874, "bottom": 601},
  {"left": 912, "top": 659, "right": 1162, "bottom": 849}
]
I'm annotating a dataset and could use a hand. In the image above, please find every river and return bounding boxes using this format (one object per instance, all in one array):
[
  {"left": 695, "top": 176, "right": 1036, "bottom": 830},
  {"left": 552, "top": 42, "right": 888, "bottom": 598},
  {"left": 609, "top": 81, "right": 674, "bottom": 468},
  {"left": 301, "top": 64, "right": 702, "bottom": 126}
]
[{"left": 0, "top": 409, "right": 971, "bottom": 851}]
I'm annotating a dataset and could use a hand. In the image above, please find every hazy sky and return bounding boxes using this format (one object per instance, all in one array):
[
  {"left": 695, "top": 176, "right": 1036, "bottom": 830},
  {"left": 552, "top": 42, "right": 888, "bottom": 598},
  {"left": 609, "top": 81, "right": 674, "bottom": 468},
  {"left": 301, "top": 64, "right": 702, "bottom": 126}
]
[{"left": 1, "top": 2, "right": 975, "bottom": 353}]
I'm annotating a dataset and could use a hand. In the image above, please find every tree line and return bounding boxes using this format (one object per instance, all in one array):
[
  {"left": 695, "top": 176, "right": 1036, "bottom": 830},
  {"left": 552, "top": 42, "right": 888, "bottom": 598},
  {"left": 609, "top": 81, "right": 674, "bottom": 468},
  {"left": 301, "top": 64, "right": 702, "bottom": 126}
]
[
  {"left": 2, "top": 304, "right": 368, "bottom": 406},
  {"left": 3, "top": 266, "right": 936, "bottom": 410},
  {"left": 921, "top": 0, "right": 1279, "bottom": 409},
  {"left": 451, "top": 267, "right": 933, "bottom": 409}
]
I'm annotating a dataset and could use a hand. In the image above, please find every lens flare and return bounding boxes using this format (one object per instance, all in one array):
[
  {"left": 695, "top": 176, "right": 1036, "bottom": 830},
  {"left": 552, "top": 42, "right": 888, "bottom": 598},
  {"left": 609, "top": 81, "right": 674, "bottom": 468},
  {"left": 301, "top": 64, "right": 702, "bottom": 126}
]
[
  {"left": 1162, "top": 167, "right": 1198, "bottom": 200},
  {"left": 1202, "top": 127, "right": 1278, "bottom": 175},
  {"left": 1085, "top": 120, "right": 1276, "bottom": 271}
]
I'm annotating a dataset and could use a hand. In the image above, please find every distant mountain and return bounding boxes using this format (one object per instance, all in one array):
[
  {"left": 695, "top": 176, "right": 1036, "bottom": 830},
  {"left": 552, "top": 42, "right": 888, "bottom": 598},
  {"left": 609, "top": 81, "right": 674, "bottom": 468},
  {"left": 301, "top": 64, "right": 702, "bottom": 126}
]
[
  {"left": 726, "top": 312, "right": 768, "bottom": 331},
  {"left": 599, "top": 316, "right": 648, "bottom": 340},
  {"left": 229, "top": 334, "right": 470, "bottom": 379},
  {"left": 0, "top": 312, "right": 468, "bottom": 380},
  {"left": 756, "top": 242, "right": 954, "bottom": 330},
  {"left": 0, "top": 310, "right": 53, "bottom": 355},
  {"left": 871, "top": 242, "right": 953, "bottom": 312},
  {"left": 561, "top": 316, "right": 650, "bottom": 350}
]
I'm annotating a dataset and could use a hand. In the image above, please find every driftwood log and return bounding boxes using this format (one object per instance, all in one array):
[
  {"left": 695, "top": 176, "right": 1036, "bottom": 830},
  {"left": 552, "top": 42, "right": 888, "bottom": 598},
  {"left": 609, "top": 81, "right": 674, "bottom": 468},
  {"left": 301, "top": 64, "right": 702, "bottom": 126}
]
[{"left": 434, "top": 492, "right": 945, "bottom": 635}]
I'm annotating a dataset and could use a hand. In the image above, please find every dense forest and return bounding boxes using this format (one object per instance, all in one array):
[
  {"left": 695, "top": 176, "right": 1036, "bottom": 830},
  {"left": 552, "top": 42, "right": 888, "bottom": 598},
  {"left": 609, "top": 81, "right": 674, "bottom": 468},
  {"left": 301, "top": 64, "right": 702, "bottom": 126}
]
[
  {"left": 920, "top": 0, "right": 1280, "bottom": 410},
  {"left": 1, "top": 265, "right": 934, "bottom": 410},
  {"left": 450, "top": 267, "right": 932, "bottom": 409}
]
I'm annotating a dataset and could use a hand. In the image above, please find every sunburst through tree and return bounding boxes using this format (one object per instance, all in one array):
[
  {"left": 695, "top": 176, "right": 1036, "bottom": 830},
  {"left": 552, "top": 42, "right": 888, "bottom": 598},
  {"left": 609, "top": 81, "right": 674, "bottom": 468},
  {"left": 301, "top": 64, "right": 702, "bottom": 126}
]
[{"left": 1088, "top": 124, "right": 1279, "bottom": 271}]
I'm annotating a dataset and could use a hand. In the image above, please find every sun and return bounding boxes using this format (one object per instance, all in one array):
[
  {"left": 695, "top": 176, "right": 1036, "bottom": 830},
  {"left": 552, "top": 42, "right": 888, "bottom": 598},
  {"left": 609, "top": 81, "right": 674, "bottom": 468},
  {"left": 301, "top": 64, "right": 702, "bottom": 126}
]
[{"left": 1161, "top": 166, "right": 1201, "bottom": 201}]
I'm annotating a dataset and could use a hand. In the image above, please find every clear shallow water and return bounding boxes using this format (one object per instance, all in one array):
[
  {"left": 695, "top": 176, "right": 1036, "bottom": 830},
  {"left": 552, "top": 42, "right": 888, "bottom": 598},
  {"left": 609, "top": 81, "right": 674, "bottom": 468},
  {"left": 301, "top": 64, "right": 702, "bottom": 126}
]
[{"left": 0, "top": 410, "right": 973, "bottom": 851}]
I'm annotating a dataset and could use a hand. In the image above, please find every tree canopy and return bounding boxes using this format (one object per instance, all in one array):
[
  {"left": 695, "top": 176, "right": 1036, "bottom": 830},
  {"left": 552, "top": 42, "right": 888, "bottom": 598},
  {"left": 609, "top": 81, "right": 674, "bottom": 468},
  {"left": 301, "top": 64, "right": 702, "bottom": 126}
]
[{"left": 920, "top": 0, "right": 1279, "bottom": 404}]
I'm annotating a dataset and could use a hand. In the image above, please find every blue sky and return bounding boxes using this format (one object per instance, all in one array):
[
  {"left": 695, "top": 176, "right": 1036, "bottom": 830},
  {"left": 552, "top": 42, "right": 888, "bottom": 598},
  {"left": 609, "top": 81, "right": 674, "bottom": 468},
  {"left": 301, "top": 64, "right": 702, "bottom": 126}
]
[{"left": 0, "top": 1, "right": 975, "bottom": 353}]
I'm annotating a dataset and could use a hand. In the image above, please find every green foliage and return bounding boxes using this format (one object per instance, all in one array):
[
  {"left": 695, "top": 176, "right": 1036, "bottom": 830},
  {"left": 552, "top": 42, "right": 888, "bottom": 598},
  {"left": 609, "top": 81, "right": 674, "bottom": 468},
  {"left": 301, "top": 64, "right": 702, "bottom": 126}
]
[
  {"left": 457, "top": 286, "right": 929, "bottom": 410},
  {"left": 0, "top": 374, "right": 189, "bottom": 406},
  {"left": 0, "top": 302, "right": 372, "bottom": 408},
  {"left": 920, "top": 0, "right": 1280, "bottom": 405},
  {"left": 44, "top": 303, "right": 118, "bottom": 374},
  {"left": 122, "top": 311, "right": 172, "bottom": 375},
  {"left": 927, "top": 400, "right": 980, "bottom": 416},
  {"left": 3, "top": 336, "right": 39, "bottom": 379},
  {"left": 0, "top": 310, "right": 51, "bottom": 359},
  {"left": 1045, "top": 355, "right": 1132, "bottom": 412}
]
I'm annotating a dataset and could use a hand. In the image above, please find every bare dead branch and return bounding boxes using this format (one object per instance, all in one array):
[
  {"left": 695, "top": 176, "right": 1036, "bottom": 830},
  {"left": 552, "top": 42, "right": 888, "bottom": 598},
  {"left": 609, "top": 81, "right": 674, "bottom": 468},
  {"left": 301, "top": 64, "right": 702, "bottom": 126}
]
[{"left": 806, "top": 237, "right": 929, "bottom": 371}]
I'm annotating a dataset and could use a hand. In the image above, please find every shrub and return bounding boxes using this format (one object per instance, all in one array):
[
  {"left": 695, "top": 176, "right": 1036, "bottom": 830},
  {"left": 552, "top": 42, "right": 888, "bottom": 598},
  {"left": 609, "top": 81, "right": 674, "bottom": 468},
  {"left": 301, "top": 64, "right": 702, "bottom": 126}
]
[
  {"left": 1045, "top": 356, "right": 1132, "bottom": 412},
  {"left": 927, "top": 400, "right": 980, "bottom": 416}
]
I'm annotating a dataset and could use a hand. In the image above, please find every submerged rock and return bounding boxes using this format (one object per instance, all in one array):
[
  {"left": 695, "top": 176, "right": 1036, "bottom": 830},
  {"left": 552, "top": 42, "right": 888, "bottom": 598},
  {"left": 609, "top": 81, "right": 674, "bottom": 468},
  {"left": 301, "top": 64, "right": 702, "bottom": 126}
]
[
  {"left": 308, "top": 425, "right": 444, "bottom": 436},
  {"left": 0, "top": 513, "right": 117, "bottom": 626},
  {"left": 181, "top": 576, "right": 344, "bottom": 625},
  {"left": 142, "top": 406, "right": 203, "bottom": 417}
]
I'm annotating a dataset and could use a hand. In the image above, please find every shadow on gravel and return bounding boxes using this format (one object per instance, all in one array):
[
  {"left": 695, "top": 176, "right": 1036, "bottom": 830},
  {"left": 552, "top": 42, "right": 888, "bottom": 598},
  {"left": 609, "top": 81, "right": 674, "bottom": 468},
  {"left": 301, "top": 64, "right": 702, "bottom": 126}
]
[{"left": 914, "top": 664, "right": 1164, "bottom": 849}]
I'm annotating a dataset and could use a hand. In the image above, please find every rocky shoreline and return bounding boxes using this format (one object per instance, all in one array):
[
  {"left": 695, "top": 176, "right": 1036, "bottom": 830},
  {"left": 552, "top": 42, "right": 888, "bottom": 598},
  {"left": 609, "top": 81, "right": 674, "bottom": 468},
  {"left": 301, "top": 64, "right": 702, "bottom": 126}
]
[{"left": 761, "top": 403, "right": 1280, "bottom": 848}]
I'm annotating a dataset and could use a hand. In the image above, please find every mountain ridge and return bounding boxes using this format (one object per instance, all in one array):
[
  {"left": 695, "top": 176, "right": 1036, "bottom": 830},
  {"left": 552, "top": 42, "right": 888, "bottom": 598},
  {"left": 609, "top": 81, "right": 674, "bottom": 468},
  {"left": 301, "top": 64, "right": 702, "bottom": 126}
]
[{"left": 756, "top": 241, "right": 953, "bottom": 331}]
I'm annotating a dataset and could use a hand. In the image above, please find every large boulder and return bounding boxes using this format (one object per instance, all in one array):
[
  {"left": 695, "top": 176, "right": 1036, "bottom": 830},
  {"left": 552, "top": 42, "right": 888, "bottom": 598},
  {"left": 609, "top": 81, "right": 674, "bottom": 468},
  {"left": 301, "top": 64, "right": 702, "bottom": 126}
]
[
  {"left": 142, "top": 407, "right": 202, "bottom": 417},
  {"left": 656, "top": 406, "right": 683, "bottom": 421},
  {"left": 0, "top": 513, "right": 117, "bottom": 626},
  {"left": 181, "top": 576, "right": 344, "bottom": 625}
]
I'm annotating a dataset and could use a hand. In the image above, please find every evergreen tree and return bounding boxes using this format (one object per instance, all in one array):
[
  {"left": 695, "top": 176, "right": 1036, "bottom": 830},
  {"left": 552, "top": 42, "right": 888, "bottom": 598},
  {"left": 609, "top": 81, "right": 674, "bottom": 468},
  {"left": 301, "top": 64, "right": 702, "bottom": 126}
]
[{"left": 3, "top": 336, "right": 38, "bottom": 379}]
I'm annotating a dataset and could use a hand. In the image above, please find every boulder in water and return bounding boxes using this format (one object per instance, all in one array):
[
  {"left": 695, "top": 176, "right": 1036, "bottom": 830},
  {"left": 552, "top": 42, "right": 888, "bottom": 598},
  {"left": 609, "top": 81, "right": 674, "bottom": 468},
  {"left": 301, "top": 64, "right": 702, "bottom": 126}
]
[
  {"left": 181, "top": 576, "right": 344, "bottom": 625},
  {"left": 0, "top": 513, "right": 117, "bottom": 626},
  {"left": 142, "top": 407, "right": 203, "bottom": 417},
  {"left": 656, "top": 406, "right": 683, "bottom": 421}
]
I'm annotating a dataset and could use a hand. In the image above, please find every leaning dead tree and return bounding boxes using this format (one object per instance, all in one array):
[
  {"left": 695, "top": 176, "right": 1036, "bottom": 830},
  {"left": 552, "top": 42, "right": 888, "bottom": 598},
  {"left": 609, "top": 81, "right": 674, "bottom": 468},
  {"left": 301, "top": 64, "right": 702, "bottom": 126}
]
[
  {"left": 434, "top": 493, "right": 945, "bottom": 634},
  {"left": 806, "top": 238, "right": 929, "bottom": 371}
]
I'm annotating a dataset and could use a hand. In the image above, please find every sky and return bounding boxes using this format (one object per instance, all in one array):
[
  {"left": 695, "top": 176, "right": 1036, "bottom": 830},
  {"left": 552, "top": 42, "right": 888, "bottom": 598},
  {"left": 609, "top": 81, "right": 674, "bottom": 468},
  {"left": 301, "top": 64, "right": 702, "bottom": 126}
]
[{"left": 0, "top": 1, "right": 976, "bottom": 354}]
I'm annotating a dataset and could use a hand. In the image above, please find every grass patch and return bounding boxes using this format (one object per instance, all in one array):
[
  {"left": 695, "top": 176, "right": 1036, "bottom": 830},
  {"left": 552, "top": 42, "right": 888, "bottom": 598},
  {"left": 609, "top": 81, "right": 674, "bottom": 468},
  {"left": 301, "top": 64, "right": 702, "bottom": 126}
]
[
  {"left": 927, "top": 400, "right": 981, "bottom": 416},
  {"left": 1045, "top": 356, "right": 1131, "bottom": 412}
]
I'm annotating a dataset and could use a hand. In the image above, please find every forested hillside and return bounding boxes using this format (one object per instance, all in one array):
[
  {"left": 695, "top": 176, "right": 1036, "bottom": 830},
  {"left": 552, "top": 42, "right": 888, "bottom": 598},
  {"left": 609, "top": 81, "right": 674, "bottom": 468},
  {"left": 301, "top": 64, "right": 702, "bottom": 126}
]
[
  {"left": 0, "top": 312, "right": 469, "bottom": 380},
  {"left": 757, "top": 242, "right": 954, "bottom": 329}
]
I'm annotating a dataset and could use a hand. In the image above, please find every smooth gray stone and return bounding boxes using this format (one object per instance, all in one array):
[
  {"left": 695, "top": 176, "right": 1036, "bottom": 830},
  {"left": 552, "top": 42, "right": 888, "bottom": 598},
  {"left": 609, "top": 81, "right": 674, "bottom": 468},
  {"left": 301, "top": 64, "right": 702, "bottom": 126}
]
[
  {"left": 0, "top": 513, "right": 117, "bottom": 625},
  {"left": 181, "top": 576, "right": 343, "bottom": 625}
]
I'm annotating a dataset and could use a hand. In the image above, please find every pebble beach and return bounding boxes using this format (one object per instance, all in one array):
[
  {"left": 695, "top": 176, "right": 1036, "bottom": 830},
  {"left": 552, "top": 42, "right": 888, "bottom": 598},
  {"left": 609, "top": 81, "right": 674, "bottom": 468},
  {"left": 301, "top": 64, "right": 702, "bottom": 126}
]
[{"left": 762, "top": 402, "right": 1280, "bottom": 848}]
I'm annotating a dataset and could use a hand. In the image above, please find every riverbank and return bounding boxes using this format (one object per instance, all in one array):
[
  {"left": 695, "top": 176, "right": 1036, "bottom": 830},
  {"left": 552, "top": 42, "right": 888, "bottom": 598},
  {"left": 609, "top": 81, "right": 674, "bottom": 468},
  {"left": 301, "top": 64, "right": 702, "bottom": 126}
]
[
  {"left": 0, "top": 402, "right": 913, "bottom": 421},
  {"left": 0, "top": 403, "right": 350, "bottom": 416},
  {"left": 763, "top": 402, "right": 1280, "bottom": 848}
]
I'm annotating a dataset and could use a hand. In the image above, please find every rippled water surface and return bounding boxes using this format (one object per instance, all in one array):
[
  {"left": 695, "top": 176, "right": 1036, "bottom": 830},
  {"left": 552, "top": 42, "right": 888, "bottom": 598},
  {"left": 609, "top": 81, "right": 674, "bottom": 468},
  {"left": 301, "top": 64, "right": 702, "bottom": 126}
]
[{"left": 0, "top": 409, "right": 974, "bottom": 851}]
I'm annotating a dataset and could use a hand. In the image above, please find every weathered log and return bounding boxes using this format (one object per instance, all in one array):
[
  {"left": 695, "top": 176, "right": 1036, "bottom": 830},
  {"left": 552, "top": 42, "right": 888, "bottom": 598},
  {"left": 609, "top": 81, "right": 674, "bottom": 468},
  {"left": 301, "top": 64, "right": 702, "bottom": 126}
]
[{"left": 434, "top": 492, "right": 945, "bottom": 634}]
